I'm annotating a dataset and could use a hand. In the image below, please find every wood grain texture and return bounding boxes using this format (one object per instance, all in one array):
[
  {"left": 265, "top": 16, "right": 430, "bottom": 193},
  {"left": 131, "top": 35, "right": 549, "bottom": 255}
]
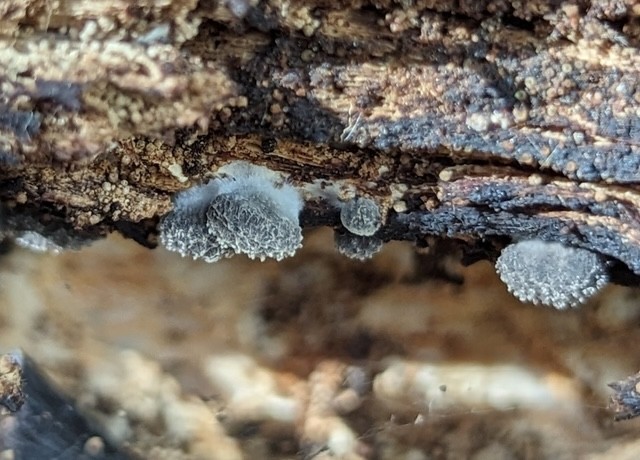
[{"left": 1, "top": 0, "right": 639, "bottom": 281}]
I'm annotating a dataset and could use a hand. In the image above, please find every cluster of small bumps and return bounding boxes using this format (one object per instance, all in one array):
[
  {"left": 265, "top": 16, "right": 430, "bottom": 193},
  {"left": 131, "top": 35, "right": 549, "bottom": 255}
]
[
  {"left": 160, "top": 162, "right": 303, "bottom": 262},
  {"left": 495, "top": 240, "right": 608, "bottom": 309}
]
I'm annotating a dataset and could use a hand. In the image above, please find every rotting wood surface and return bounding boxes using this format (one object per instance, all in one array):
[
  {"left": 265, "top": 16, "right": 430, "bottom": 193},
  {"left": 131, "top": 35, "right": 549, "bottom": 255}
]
[{"left": 0, "top": 0, "right": 639, "bottom": 283}]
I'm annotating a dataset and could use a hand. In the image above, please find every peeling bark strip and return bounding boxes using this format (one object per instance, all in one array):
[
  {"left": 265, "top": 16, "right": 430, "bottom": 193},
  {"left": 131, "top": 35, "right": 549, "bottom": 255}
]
[{"left": 0, "top": 1, "right": 640, "bottom": 279}]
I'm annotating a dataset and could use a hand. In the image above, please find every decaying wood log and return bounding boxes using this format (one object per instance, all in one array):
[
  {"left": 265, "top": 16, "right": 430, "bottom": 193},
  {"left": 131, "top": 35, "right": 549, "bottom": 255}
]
[{"left": 0, "top": 0, "right": 639, "bottom": 283}]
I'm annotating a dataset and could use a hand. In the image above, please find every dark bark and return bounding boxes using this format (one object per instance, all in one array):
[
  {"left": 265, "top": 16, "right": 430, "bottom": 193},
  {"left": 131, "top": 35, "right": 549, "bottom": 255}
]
[{"left": 0, "top": 0, "right": 639, "bottom": 281}]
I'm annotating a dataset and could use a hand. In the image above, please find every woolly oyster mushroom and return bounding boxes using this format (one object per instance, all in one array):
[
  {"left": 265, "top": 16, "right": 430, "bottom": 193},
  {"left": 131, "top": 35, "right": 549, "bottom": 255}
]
[
  {"left": 160, "top": 162, "right": 304, "bottom": 262},
  {"left": 495, "top": 239, "right": 608, "bottom": 309}
]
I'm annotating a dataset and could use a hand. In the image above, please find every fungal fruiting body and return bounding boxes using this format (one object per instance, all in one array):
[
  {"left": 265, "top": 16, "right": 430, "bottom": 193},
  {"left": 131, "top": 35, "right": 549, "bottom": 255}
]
[
  {"left": 206, "top": 162, "right": 303, "bottom": 261},
  {"left": 159, "top": 182, "right": 233, "bottom": 263},
  {"left": 339, "top": 197, "right": 382, "bottom": 237},
  {"left": 160, "top": 162, "right": 304, "bottom": 262},
  {"left": 495, "top": 240, "right": 608, "bottom": 309},
  {"left": 333, "top": 196, "right": 384, "bottom": 260},
  {"left": 207, "top": 192, "right": 301, "bottom": 261},
  {"left": 334, "top": 231, "right": 383, "bottom": 261}
]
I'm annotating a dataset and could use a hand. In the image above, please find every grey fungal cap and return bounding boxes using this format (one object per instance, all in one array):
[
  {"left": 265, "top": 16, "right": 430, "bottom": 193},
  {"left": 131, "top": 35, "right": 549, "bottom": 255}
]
[
  {"left": 495, "top": 240, "right": 608, "bottom": 309},
  {"left": 159, "top": 207, "right": 233, "bottom": 263},
  {"left": 334, "top": 231, "right": 383, "bottom": 261},
  {"left": 206, "top": 192, "right": 302, "bottom": 261},
  {"left": 340, "top": 197, "right": 382, "bottom": 237},
  {"left": 159, "top": 161, "right": 304, "bottom": 263}
]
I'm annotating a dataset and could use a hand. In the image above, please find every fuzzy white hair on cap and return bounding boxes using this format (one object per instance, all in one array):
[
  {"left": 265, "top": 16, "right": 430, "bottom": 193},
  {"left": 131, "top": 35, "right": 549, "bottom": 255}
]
[
  {"left": 159, "top": 180, "right": 233, "bottom": 263},
  {"left": 206, "top": 162, "right": 303, "bottom": 261},
  {"left": 212, "top": 161, "right": 303, "bottom": 223}
]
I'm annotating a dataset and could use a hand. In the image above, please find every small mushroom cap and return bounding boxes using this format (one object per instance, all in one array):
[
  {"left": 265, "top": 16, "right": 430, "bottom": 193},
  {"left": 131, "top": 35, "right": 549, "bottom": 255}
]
[
  {"left": 206, "top": 192, "right": 302, "bottom": 261},
  {"left": 495, "top": 240, "right": 608, "bottom": 309},
  {"left": 340, "top": 197, "right": 382, "bottom": 237},
  {"left": 159, "top": 207, "right": 232, "bottom": 263},
  {"left": 159, "top": 161, "right": 304, "bottom": 263}
]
